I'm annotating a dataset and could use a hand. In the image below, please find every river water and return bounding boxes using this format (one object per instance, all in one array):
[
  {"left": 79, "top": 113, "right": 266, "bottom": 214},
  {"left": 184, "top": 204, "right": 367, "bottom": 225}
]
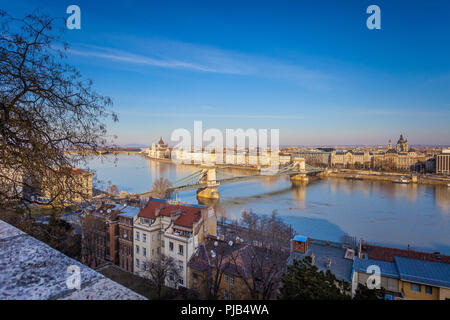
[{"left": 85, "top": 154, "right": 450, "bottom": 255}]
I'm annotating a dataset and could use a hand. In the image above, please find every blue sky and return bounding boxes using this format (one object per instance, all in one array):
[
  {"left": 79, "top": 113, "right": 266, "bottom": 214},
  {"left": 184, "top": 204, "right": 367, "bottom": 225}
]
[{"left": 2, "top": 0, "right": 450, "bottom": 146}]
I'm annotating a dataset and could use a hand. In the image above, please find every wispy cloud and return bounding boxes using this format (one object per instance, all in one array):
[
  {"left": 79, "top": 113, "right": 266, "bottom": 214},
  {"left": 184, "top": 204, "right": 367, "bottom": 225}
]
[
  {"left": 356, "top": 109, "right": 450, "bottom": 117},
  {"left": 118, "top": 109, "right": 305, "bottom": 120},
  {"left": 67, "top": 46, "right": 222, "bottom": 73},
  {"left": 66, "top": 40, "right": 332, "bottom": 89}
]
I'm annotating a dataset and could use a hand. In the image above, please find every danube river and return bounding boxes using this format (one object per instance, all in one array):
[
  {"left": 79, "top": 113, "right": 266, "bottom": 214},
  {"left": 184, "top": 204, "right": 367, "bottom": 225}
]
[{"left": 86, "top": 154, "right": 450, "bottom": 255}]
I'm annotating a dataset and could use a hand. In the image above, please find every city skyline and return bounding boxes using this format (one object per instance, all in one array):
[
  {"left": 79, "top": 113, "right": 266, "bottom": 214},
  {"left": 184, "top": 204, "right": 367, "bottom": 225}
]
[{"left": 2, "top": 0, "right": 450, "bottom": 145}]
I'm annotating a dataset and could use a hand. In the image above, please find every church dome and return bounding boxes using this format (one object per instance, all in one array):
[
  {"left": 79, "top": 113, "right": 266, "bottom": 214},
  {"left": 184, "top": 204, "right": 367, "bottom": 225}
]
[
  {"left": 397, "top": 134, "right": 406, "bottom": 143},
  {"left": 158, "top": 137, "right": 165, "bottom": 145}
]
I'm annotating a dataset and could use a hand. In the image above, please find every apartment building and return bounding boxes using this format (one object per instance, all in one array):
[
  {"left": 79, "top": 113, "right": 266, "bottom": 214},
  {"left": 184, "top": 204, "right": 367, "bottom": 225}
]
[
  {"left": 188, "top": 236, "right": 290, "bottom": 300},
  {"left": 133, "top": 198, "right": 217, "bottom": 288},
  {"left": 81, "top": 202, "right": 139, "bottom": 270},
  {"left": 42, "top": 167, "right": 92, "bottom": 205},
  {"left": 352, "top": 243, "right": 450, "bottom": 300},
  {"left": 436, "top": 149, "right": 450, "bottom": 174},
  {"left": 117, "top": 206, "right": 140, "bottom": 273}
]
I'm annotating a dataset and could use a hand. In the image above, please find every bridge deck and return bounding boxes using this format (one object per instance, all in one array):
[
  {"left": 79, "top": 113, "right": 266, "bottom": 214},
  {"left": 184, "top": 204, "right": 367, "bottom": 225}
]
[
  {"left": 168, "top": 169, "right": 322, "bottom": 193},
  {"left": 135, "top": 165, "right": 324, "bottom": 198}
]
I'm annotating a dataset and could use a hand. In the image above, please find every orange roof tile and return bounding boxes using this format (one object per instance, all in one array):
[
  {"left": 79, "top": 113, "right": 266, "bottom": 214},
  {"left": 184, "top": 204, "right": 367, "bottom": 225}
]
[{"left": 138, "top": 198, "right": 203, "bottom": 228}]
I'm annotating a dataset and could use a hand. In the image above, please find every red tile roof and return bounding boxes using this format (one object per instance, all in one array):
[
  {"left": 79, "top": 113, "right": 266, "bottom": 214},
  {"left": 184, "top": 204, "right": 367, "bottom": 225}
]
[
  {"left": 361, "top": 243, "right": 450, "bottom": 264},
  {"left": 71, "top": 168, "right": 87, "bottom": 175},
  {"left": 138, "top": 199, "right": 202, "bottom": 228}
]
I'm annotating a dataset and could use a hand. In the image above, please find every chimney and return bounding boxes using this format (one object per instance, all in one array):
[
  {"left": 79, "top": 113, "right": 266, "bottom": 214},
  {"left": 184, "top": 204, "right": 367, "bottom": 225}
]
[{"left": 291, "top": 235, "right": 309, "bottom": 253}]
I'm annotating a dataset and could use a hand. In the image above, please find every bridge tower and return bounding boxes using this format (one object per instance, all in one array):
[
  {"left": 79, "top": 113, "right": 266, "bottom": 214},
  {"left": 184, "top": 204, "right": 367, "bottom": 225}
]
[
  {"left": 196, "top": 165, "right": 220, "bottom": 200},
  {"left": 290, "top": 157, "right": 309, "bottom": 183}
]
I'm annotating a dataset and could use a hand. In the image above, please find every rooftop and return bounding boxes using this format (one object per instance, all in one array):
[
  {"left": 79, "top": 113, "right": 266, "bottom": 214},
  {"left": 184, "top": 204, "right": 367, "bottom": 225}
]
[
  {"left": 118, "top": 205, "right": 140, "bottom": 218},
  {"left": 353, "top": 256, "right": 450, "bottom": 289},
  {"left": 138, "top": 198, "right": 206, "bottom": 228},
  {"left": 0, "top": 220, "right": 145, "bottom": 300},
  {"left": 288, "top": 239, "right": 354, "bottom": 282},
  {"left": 354, "top": 258, "right": 400, "bottom": 279},
  {"left": 360, "top": 243, "right": 450, "bottom": 264},
  {"left": 394, "top": 256, "right": 450, "bottom": 289}
]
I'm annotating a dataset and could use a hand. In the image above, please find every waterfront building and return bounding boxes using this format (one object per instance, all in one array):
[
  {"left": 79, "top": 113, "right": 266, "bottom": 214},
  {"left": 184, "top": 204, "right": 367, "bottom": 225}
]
[
  {"left": 395, "top": 134, "right": 409, "bottom": 152},
  {"left": 425, "top": 158, "right": 436, "bottom": 173},
  {"left": 133, "top": 198, "right": 217, "bottom": 288},
  {"left": 295, "top": 150, "right": 331, "bottom": 167},
  {"left": 171, "top": 147, "right": 291, "bottom": 168},
  {"left": 436, "top": 149, "right": 450, "bottom": 174},
  {"left": 370, "top": 135, "right": 426, "bottom": 171},
  {"left": 352, "top": 243, "right": 450, "bottom": 300},
  {"left": 330, "top": 150, "right": 371, "bottom": 168},
  {"left": 329, "top": 135, "right": 428, "bottom": 171},
  {"left": 146, "top": 137, "right": 170, "bottom": 159}
]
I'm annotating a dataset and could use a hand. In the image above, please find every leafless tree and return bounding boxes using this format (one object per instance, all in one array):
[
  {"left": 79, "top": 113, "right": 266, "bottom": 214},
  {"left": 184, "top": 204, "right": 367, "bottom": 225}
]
[
  {"left": 228, "top": 210, "right": 293, "bottom": 299},
  {"left": 206, "top": 241, "right": 233, "bottom": 299},
  {"left": 150, "top": 177, "right": 171, "bottom": 199},
  {"left": 240, "top": 210, "right": 294, "bottom": 248},
  {"left": 80, "top": 212, "right": 107, "bottom": 268},
  {"left": 144, "top": 254, "right": 180, "bottom": 300},
  {"left": 229, "top": 244, "right": 287, "bottom": 300},
  {"left": 0, "top": 10, "right": 117, "bottom": 216}
]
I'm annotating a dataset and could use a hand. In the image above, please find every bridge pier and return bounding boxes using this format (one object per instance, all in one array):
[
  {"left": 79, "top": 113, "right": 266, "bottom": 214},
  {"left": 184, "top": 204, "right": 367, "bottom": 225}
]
[
  {"left": 196, "top": 165, "right": 220, "bottom": 200},
  {"left": 197, "top": 186, "right": 220, "bottom": 200},
  {"left": 290, "top": 157, "right": 309, "bottom": 183}
]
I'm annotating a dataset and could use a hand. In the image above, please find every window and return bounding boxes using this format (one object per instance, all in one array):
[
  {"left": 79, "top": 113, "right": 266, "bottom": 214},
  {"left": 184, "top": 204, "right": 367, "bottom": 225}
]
[
  {"left": 136, "top": 259, "right": 140, "bottom": 268},
  {"left": 169, "top": 242, "right": 174, "bottom": 252},
  {"left": 411, "top": 283, "right": 421, "bottom": 293},
  {"left": 224, "top": 289, "right": 228, "bottom": 300},
  {"left": 230, "top": 276, "right": 234, "bottom": 286},
  {"left": 136, "top": 245, "right": 139, "bottom": 254},
  {"left": 224, "top": 274, "right": 228, "bottom": 282},
  {"left": 179, "top": 261, "right": 184, "bottom": 271},
  {"left": 157, "top": 247, "right": 160, "bottom": 254},
  {"left": 136, "top": 231, "right": 140, "bottom": 241},
  {"left": 142, "top": 262, "right": 146, "bottom": 271},
  {"left": 143, "top": 248, "right": 146, "bottom": 257},
  {"left": 178, "top": 244, "right": 184, "bottom": 256},
  {"left": 161, "top": 240, "right": 165, "bottom": 248},
  {"left": 143, "top": 233, "right": 147, "bottom": 243},
  {"left": 425, "top": 286, "right": 433, "bottom": 295}
]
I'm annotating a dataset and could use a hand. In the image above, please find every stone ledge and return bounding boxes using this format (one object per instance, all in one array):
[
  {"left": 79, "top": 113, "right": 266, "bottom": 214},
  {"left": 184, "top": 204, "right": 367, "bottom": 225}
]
[{"left": 0, "top": 219, "right": 146, "bottom": 300}]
